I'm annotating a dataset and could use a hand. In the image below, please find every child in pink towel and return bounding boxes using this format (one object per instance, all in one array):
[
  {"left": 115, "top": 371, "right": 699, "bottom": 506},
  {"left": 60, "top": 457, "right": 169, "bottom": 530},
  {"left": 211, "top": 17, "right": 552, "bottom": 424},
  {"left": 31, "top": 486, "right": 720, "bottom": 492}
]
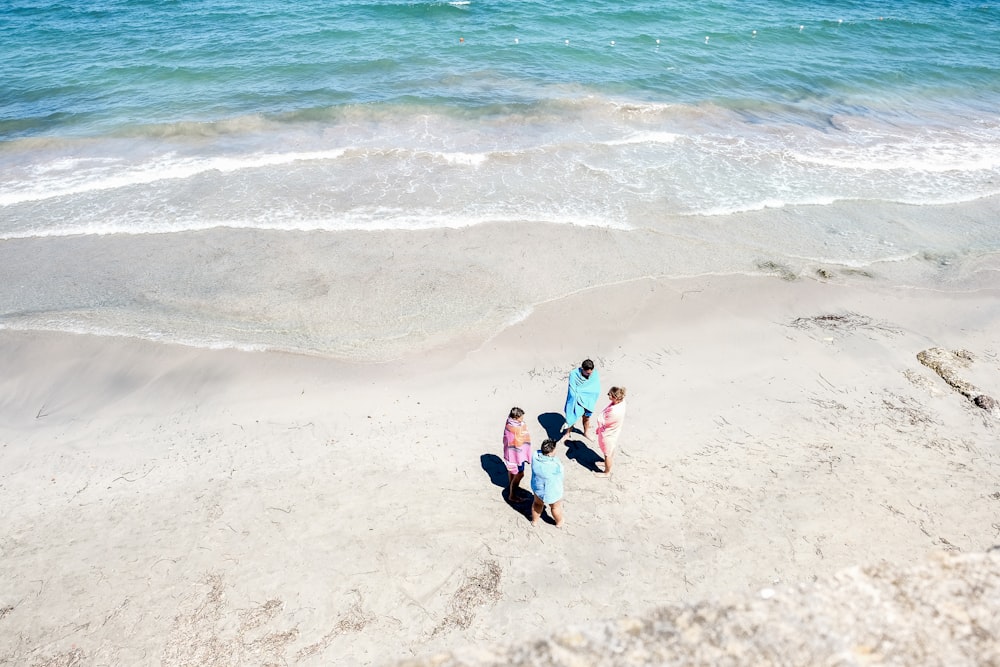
[
  {"left": 502, "top": 407, "right": 532, "bottom": 501},
  {"left": 595, "top": 386, "right": 627, "bottom": 478}
]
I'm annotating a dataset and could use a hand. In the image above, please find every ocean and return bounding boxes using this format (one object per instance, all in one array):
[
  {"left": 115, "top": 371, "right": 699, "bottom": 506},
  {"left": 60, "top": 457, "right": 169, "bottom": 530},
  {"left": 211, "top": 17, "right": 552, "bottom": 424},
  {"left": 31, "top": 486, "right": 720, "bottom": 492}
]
[{"left": 2, "top": 0, "right": 999, "bottom": 358}]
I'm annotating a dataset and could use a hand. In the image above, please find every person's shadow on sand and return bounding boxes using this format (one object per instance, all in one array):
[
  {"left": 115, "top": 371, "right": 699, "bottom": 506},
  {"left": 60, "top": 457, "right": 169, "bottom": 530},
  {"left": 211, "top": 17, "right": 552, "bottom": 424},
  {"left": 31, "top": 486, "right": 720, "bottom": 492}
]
[
  {"left": 537, "top": 411, "right": 602, "bottom": 472},
  {"left": 480, "top": 453, "right": 533, "bottom": 516},
  {"left": 537, "top": 412, "right": 565, "bottom": 441},
  {"left": 565, "top": 439, "right": 602, "bottom": 472}
]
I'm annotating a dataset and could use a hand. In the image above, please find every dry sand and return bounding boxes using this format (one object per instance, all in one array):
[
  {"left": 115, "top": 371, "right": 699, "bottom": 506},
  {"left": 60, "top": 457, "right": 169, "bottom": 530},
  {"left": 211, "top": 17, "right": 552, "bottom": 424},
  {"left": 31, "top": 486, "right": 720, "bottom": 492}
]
[{"left": 2, "top": 274, "right": 999, "bottom": 665}]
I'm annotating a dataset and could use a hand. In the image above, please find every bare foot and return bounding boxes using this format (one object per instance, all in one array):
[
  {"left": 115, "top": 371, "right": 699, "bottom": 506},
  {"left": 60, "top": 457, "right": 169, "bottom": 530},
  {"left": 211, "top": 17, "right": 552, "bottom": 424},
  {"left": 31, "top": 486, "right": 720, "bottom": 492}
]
[{"left": 593, "top": 471, "right": 611, "bottom": 478}]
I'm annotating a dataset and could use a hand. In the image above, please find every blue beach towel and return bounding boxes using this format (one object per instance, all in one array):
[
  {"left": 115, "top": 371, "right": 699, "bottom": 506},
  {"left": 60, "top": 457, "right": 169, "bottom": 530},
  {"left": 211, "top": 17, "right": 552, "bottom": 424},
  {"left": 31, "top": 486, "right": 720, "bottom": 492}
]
[
  {"left": 563, "top": 367, "right": 601, "bottom": 426},
  {"left": 531, "top": 450, "right": 564, "bottom": 504}
]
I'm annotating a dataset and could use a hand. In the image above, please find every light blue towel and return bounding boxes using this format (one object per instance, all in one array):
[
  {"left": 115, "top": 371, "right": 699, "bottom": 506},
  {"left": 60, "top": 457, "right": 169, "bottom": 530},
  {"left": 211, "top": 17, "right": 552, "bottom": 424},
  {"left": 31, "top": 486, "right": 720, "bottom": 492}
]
[
  {"left": 564, "top": 367, "right": 601, "bottom": 426},
  {"left": 531, "top": 450, "right": 564, "bottom": 503}
]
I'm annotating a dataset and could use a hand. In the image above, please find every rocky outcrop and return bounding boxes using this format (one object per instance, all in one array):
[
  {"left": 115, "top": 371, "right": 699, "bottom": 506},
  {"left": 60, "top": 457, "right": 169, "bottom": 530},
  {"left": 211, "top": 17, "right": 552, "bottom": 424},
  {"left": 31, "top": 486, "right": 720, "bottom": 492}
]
[
  {"left": 401, "top": 551, "right": 1000, "bottom": 667},
  {"left": 918, "top": 347, "right": 999, "bottom": 419}
]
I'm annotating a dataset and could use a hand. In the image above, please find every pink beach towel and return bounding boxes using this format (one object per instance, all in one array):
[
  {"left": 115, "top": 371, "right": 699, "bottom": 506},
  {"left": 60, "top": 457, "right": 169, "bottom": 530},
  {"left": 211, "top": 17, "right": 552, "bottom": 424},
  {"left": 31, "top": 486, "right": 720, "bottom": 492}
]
[
  {"left": 596, "top": 400, "right": 627, "bottom": 456},
  {"left": 503, "top": 417, "right": 532, "bottom": 474}
]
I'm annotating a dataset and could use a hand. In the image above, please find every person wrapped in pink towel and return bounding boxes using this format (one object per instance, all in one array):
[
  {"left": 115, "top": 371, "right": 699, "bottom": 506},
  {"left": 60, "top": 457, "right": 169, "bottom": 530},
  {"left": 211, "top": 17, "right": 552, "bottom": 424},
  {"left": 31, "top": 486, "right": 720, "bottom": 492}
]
[
  {"left": 594, "top": 386, "right": 627, "bottom": 478},
  {"left": 502, "top": 406, "right": 532, "bottom": 501}
]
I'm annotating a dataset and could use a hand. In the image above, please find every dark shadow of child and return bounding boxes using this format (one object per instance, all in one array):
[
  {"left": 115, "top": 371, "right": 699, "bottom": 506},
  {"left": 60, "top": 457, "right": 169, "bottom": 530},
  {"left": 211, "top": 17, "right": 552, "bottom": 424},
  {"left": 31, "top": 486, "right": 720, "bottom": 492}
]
[
  {"left": 537, "top": 412, "right": 566, "bottom": 440},
  {"left": 480, "top": 453, "right": 533, "bottom": 516}
]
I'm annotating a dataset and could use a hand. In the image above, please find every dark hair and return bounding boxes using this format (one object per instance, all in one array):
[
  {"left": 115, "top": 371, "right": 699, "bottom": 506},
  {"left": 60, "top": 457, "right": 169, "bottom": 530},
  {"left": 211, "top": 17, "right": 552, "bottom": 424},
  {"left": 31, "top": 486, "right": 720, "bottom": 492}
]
[
  {"left": 541, "top": 439, "right": 557, "bottom": 455},
  {"left": 509, "top": 407, "right": 524, "bottom": 419},
  {"left": 581, "top": 359, "right": 595, "bottom": 371}
]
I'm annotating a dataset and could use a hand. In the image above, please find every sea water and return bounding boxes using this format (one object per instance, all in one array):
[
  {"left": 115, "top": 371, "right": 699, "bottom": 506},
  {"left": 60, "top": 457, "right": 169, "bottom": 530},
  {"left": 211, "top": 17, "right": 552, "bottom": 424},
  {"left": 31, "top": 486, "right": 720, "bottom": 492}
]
[{"left": 2, "top": 0, "right": 1000, "bottom": 357}]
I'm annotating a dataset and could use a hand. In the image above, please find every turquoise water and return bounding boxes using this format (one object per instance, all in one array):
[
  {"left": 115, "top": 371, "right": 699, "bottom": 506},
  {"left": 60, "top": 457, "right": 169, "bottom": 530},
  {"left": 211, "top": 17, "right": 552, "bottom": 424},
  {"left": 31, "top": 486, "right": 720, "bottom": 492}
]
[
  {"left": 1, "top": 0, "right": 1000, "bottom": 356},
  {"left": 3, "top": 0, "right": 1000, "bottom": 225},
  {"left": 4, "top": 1, "right": 1000, "bottom": 132}
]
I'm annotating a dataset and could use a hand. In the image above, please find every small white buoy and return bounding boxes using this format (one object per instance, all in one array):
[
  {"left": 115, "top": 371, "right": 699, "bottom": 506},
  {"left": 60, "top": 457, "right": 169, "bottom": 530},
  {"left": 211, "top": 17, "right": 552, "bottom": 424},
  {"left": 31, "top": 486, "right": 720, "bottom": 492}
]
[
  {"left": 514, "top": 37, "right": 519, "bottom": 44},
  {"left": 752, "top": 29, "right": 757, "bottom": 36},
  {"left": 705, "top": 35, "right": 709, "bottom": 43},
  {"left": 656, "top": 38, "right": 660, "bottom": 44},
  {"left": 610, "top": 40, "right": 615, "bottom": 46},
  {"left": 565, "top": 39, "right": 569, "bottom": 45},
  {"left": 799, "top": 25, "right": 804, "bottom": 31},
  {"left": 838, "top": 18, "right": 843, "bottom": 25}
]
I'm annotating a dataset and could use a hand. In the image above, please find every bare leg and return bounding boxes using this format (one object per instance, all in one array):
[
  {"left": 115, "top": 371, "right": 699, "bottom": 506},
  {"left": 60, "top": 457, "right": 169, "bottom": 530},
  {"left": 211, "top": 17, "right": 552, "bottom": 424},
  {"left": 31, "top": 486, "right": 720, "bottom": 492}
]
[
  {"left": 531, "top": 496, "right": 544, "bottom": 524},
  {"left": 582, "top": 415, "right": 592, "bottom": 439},
  {"left": 510, "top": 470, "right": 524, "bottom": 500},
  {"left": 508, "top": 470, "right": 525, "bottom": 501},
  {"left": 595, "top": 450, "right": 614, "bottom": 477},
  {"left": 550, "top": 500, "right": 564, "bottom": 527}
]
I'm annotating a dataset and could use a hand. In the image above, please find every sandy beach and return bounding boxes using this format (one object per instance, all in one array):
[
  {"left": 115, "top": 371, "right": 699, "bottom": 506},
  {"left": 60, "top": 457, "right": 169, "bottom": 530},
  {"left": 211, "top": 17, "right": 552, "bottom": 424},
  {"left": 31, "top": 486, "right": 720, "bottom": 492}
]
[
  {"left": 4, "top": 1, "right": 1000, "bottom": 663},
  {"left": 2, "top": 268, "right": 999, "bottom": 665}
]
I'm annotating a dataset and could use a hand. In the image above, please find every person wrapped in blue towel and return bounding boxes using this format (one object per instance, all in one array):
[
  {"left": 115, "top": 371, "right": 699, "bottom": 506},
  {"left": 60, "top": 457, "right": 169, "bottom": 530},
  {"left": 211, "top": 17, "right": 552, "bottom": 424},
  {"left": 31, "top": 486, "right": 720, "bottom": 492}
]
[
  {"left": 531, "top": 439, "right": 564, "bottom": 527},
  {"left": 559, "top": 358, "right": 600, "bottom": 442}
]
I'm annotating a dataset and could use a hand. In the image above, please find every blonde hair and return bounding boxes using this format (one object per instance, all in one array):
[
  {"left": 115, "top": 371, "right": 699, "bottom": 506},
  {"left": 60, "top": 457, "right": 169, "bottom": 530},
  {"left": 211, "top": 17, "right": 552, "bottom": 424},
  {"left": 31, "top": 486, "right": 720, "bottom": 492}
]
[{"left": 609, "top": 386, "right": 626, "bottom": 401}]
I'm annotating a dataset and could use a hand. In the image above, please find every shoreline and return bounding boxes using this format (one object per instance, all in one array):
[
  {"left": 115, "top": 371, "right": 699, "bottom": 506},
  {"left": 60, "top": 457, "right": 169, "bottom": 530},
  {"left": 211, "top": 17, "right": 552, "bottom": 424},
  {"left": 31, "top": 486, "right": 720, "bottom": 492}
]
[
  {"left": 2, "top": 273, "right": 999, "bottom": 664},
  {"left": 2, "top": 195, "right": 1000, "bottom": 364}
]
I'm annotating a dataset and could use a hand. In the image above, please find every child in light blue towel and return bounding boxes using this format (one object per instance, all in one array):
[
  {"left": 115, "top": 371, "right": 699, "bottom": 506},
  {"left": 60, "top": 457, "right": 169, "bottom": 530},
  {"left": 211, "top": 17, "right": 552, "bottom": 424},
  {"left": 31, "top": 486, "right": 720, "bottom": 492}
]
[{"left": 530, "top": 439, "right": 564, "bottom": 527}]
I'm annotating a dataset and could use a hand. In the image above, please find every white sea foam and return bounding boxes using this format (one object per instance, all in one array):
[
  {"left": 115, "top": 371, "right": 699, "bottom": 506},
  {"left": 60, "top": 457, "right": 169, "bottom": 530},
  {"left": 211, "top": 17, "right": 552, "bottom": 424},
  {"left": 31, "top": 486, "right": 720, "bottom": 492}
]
[
  {"left": 0, "top": 320, "right": 272, "bottom": 353},
  {"left": 690, "top": 196, "right": 838, "bottom": 217},
  {"left": 611, "top": 101, "right": 683, "bottom": 116},
  {"left": 685, "top": 189, "right": 1000, "bottom": 217},
  {"left": 4, "top": 96, "right": 1000, "bottom": 238},
  {"left": 604, "top": 132, "right": 680, "bottom": 146},
  {"left": 782, "top": 251, "right": 920, "bottom": 269},
  {"left": 0, "top": 148, "right": 349, "bottom": 206},
  {"left": 0, "top": 209, "right": 629, "bottom": 240},
  {"left": 791, "top": 142, "right": 1000, "bottom": 172},
  {"left": 29, "top": 157, "right": 121, "bottom": 174},
  {"left": 437, "top": 151, "right": 489, "bottom": 166}
]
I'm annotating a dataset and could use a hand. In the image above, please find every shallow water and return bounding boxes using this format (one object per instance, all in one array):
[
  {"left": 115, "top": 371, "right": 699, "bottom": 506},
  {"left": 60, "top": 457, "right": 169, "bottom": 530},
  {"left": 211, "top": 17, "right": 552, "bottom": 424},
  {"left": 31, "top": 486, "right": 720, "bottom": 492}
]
[{"left": 1, "top": 0, "right": 999, "bottom": 357}]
